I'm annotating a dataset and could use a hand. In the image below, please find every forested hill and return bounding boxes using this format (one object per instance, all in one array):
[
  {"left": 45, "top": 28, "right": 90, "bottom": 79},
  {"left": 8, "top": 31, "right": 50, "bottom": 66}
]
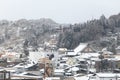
[
  {"left": 57, "top": 13, "right": 120, "bottom": 49},
  {"left": 0, "top": 18, "right": 59, "bottom": 52},
  {"left": 0, "top": 13, "right": 120, "bottom": 51}
]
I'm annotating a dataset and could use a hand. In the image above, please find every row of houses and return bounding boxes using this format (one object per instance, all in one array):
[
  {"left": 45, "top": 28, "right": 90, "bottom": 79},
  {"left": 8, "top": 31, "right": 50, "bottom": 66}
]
[
  {"left": 1, "top": 42, "right": 120, "bottom": 80},
  {"left": 54, "top": 43, "right": 120, "bottom": 80}
]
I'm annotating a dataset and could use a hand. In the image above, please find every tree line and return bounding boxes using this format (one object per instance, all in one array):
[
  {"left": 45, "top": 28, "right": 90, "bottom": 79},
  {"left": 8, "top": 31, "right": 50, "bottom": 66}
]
[{"left": 57, "top": 13, "right": 120, "bottom": 49}]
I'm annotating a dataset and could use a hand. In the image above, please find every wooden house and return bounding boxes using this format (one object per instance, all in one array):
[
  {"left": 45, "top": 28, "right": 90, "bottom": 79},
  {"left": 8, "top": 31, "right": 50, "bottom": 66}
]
[{"left": 74, "top": 43, "right": 97, "bottom": 55}]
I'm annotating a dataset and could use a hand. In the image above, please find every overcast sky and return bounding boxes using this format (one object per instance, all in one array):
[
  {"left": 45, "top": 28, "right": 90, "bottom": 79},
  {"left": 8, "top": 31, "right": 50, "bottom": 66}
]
[{"left": 0, "top": 0, "right": 119, "bottom": 24}]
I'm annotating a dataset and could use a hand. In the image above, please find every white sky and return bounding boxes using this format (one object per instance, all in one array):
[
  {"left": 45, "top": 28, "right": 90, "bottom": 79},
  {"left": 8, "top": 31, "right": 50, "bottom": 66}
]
[{"left": 0, "top": 0, "right": 119, "bottom": 24}]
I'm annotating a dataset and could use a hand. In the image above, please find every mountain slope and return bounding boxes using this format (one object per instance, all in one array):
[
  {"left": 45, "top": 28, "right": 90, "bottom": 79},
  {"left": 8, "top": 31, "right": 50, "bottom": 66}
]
[{"left": 0, "top": 18, "right": 59, "bottom": 52}]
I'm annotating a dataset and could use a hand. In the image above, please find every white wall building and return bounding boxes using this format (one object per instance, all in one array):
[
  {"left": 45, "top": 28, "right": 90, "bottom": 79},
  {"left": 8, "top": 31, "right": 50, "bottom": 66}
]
[{"left": 29, "top": 51, "right": 45, "bottom": 64}]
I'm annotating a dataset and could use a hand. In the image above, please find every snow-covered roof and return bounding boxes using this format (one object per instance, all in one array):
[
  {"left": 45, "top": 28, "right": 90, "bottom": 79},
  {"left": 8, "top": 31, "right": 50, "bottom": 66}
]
[
  {"left": 96, "top": 73, "right": 120, "bottom": 77},
  {"left": 74, "top": 43, "right": 88, "bottom": 54},
  {"left": 54, "top": 69, "right": 64, "bottom": 73},
  {"left": 74, "top": 57, "right": 86, "bottom": 61},
  {"left": 24, "top": 63, "right": 36, "bottom": 69},
  {"left": 14, "top": 65, "right": 24, "bottom": 68},
  {"left": 40, "top": 69, "right": 44, "bottom": 72},
  {"left": 71, "top": 67, "right": 79, "bottom": 71},
  {"left": 114, "top": 55, "right": 120, "bottom": 61},
  {"left": 116, "top": 46, "right": 120, "bottom": 49},
  {"left": 102, "top": 48, "right": 107, "bottom": 51},
  {"left": 45, "top": 77, "right": 60, "bottom": 80},
  {"left": 80, "top": 53, "right": 100, "bottom": 59},
  {"left": 103, "top": 51, "right": 113, "bottom": 55},
  {"left": 90, "top": 58, "right": 100, "bottom": 61},
  {"left": 67, "top": 51, "right": 77, "bottom": 56},
  {"left": 14, "top": 61, "right": 36, "bottom": 69},
  {"left": 74, "top": 75, "right": 89, "bottom": 80},
  {"left": 12, "top": 72, "right": 42, "bottom": 79}
]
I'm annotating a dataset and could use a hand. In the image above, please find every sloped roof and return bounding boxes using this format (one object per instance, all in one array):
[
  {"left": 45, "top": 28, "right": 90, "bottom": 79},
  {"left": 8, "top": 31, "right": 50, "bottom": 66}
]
[
  {"left": 96, "top": 73, "right": 120, "bottom": 77},
  {"left": 67, "top": 51, "right": 76, "bottom": 56},
  {"left": 12, "top": 72, "right": 42, "bottom": 79},
  {"left": 74, "top": 75, "right": 89, "bottom": 80},
  {"left": 74, "top": 43, "right": 88, "bottom": 54}
]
